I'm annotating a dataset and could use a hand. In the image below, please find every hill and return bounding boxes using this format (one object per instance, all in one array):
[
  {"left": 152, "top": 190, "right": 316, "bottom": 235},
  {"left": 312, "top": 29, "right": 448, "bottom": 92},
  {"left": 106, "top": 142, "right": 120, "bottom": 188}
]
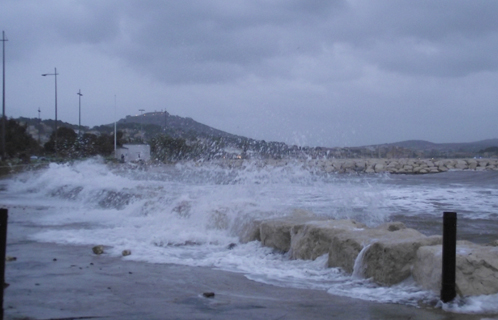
[
  {"left": 13, "top": 112, "right": 498, "bottom": 160},
  {"left": 117, "top": 111, "right": 242, "bottom": 140},
  {"left": 372, "top": 139, "right": 498, "bottom": 157}
]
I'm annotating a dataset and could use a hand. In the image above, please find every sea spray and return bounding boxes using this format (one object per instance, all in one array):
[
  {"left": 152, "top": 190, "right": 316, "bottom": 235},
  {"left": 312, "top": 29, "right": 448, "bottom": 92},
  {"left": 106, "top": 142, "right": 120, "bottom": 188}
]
[
  {"left": 352, "top": 244, "right": 371, "bottom": 279},
  {"left": 2, "top": 159, "right": 498, "bottom": 313}
]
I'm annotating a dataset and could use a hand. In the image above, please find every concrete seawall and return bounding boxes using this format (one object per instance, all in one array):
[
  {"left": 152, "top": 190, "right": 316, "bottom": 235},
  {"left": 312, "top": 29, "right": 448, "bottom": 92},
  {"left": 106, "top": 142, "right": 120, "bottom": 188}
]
[{"left": 240, "top": 215, "right": 498, "bottom": 297}]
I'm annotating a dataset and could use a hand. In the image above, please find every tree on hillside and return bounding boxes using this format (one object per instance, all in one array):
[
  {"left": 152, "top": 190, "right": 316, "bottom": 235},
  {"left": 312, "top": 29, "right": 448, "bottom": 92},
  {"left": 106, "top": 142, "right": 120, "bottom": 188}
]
[
  {"left": 44, "top": 127, "right": 78, "bottom": 157},
  {"left": 79, "top": 131, "right": 124, "bottom": 157},
  {"left": 150, "top": 135, "right": 193, "bottom": 162},
  {"left": 44, "top": 127, "right": 124, "bottom": 158},
  {"left": 79, "top": 133, "right": 99, "bottom": 156},
  {"left": 78, "top": 131, "right": 124, "bottom": 157},
  {"left": 479, "top": 146, "right": 498, "bottom": 156},
  {"left": 96, "top": 133, "right": 114, "bottom": 156},
  {"left": 1, "top": 119, "right": 42, "bottom": 158}
]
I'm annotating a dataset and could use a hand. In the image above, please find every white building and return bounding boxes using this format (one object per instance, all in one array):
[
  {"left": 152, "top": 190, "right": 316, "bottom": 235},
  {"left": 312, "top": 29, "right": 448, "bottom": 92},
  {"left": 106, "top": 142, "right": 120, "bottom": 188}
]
[{"left": 115, "top": 144, "right": 151, "bottom": 162}]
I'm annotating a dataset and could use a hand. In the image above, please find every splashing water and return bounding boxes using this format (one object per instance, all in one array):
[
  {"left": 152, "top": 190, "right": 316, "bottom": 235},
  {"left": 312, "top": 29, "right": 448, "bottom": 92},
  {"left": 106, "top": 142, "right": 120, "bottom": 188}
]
[
  {"left": 352, "top": 244, "right": 371, "bottom": 279},
  {"left": 2, "top": 158, "right": 498, "bottom": 313}
]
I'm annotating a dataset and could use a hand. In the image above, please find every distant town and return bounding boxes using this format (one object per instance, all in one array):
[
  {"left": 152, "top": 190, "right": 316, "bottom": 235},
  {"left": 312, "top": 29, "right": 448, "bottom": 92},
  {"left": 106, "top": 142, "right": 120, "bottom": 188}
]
[{"left": 2, "top": 110, "right": 498, "bottom": 165}]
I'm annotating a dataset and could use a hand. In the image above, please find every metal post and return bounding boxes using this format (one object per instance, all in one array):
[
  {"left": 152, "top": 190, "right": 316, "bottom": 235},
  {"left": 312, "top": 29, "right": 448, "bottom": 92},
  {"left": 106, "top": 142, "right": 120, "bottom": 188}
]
[
  {"left": 1, "top": 31, "right": 7, "bottom": 161},
  {"left": 42, "top": 68, "right": 59, "bottom": 154},
  {"left": 77, "top": 90, "right": 82, "bottom": 137},
  {"left": 0, "top": 208, "right": 8, "bottom": 320},
  {"left": 54, "top": 68, "right": 58, "bottom": 153},
  {"left": 114, "top": 95, "right": 117, "bottom": 154},
  {"left": 37, "top": 108, "right": 41, "bottom": 144},
  {"left": 441, "top": 211, "right": 457, "bottom": 303},
  {"left": 139, "top": 109, "right": 145, "bottom": 141}
]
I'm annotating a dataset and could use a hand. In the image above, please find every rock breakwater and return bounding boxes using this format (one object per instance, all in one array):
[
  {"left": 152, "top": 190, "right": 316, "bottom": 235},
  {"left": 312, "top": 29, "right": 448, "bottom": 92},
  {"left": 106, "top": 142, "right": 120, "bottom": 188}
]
[
  {"left": 219, "top": 158, "right": 498, "bottom": 174},
  {"left": 241, "top": 215, "right": 498, "bottom": 297}
]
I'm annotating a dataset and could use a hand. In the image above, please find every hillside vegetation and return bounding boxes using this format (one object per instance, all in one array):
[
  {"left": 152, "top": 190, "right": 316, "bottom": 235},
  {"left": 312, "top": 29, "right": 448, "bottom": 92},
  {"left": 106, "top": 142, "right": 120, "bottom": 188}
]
[{"left": 6, "top": 112, "right": 498, "bottom": 162}]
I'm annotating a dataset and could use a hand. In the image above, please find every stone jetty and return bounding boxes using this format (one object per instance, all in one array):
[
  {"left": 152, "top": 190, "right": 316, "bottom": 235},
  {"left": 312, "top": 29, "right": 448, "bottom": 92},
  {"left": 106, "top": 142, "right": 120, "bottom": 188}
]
[
  {"left": 220, "top": 158, "right": 498, "bottom": 174},
  {"left": 240, "top": 215, "right": 498, "bottom": 297}
]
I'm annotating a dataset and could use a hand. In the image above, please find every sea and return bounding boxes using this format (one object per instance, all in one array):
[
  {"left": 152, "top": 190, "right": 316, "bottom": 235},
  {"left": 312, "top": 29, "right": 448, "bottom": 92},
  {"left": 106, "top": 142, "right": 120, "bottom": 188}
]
[{"left": 1, "top": 158, "right": 498, "bottom": 315}]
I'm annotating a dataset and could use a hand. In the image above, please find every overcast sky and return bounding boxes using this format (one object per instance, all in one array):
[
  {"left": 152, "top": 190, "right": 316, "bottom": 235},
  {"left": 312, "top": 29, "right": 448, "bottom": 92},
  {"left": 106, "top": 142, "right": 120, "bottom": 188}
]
[{"left": 2, "top": 0, "right": 498, "bottom": 147}]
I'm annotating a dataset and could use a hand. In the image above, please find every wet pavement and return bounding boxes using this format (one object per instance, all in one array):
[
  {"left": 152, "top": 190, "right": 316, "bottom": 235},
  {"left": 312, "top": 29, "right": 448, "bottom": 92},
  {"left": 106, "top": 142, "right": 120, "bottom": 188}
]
[{"left": 2, "top": 210, "right": 494, "bottom": 320}]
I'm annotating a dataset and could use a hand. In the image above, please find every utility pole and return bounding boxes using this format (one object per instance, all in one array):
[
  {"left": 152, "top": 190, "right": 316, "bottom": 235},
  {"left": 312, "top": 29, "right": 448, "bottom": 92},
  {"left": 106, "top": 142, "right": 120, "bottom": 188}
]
[
  {"left": 77, "top": 90, "right": 82, "bottom": 137},
  {"left": 1, "top": 31, "right": 8, "bottom": 160},
  {"left": 114, "top": 95, "right": 117, "bottom": 154},
  {"left": 138, "top": 109, "right": 145, "bottom": 142},
  {"left": 37, "top": 108, "right": 41, "bottom": 144}
]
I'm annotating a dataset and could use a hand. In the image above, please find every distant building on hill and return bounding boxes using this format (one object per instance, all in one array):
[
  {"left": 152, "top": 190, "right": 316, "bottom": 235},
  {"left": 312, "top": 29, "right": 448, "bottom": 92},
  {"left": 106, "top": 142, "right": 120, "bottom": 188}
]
[{"left": 115, "top": 144, "right": 150, "bottom": 162}]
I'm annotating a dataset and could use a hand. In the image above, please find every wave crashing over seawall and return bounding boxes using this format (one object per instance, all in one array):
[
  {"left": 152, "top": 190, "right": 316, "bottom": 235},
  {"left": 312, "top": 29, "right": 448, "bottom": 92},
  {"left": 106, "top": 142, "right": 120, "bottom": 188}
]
[
  {"left": 2, "top": 158, "right": 498, "bottom": 314},
  {"left": 248, "top": 215, "right": 498, "bottom": 298}
]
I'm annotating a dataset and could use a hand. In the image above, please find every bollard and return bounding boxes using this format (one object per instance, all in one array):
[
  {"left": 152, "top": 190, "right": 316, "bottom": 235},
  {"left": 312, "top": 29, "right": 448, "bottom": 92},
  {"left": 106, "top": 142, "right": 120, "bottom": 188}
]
[
  {"left": 441, "top": 211, "right": 457, "bottom": 303},
  {"left": 0, "top": 208, "right": 7, "bottom": 320}
]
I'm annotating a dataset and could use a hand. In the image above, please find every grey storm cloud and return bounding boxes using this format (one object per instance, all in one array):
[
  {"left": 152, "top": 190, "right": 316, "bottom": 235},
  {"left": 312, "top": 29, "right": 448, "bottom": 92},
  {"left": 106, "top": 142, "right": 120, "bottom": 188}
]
[
  {"left": 1, "top": 0, "right": 498, "bottom": 147},
  {"left": 86, "top": 0, "right": 498, "bottom": 82},
  {"left": 8, "top": 0, "right": 498, "bottom": 81}
]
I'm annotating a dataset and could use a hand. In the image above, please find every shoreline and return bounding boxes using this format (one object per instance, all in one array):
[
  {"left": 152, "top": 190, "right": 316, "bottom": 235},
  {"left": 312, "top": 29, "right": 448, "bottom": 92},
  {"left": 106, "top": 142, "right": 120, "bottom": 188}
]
[
  {"left": 2, "top": 157, "right": 498, "bottom": 178},
  {"left": 214, "top": 157, "right": 498, "bottom": 174},
  {"left": 3, "top": 207, "right": 489, "bottom": 320},
  {"left": 5, "top": 240, "right": 484, "bottom": 320}
]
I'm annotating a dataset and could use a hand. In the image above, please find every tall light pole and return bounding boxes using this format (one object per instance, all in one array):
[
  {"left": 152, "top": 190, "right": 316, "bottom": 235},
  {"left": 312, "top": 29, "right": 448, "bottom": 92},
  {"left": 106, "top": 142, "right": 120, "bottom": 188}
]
[
  {"left": 42, "top": 68, "right": 58, "bottom": 153},
  {"left": 1, "top": 31, "right": 8, "bottom": 160},
  {"left": 138, "top": 109, "right": 145, "bottom": 141},
  {"left": 114, "top": 95, "right": 117, "bottom": 154},
  {"left": 77, "top": 89, "right": 82, "bottom": 137},
  {"left": 37, "top": 108, "right": 41, "bottom": 144}
]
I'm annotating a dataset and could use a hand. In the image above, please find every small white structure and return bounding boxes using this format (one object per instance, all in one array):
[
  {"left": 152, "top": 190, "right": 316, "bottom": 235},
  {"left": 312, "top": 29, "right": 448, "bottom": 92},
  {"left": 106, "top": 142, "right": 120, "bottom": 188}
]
[{"left": 115, "top": 144, "right": 151, "bottom": 162}]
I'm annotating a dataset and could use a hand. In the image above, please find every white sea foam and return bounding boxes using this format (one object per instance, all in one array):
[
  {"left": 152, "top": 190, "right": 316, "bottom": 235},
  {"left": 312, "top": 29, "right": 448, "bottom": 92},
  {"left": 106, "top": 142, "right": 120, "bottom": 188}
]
[
  {"left": 2, "top": 159, "right": 498, "bottom": 314},
  {"left": 440, "top": 293, "right": 498, "bottom": 314}
]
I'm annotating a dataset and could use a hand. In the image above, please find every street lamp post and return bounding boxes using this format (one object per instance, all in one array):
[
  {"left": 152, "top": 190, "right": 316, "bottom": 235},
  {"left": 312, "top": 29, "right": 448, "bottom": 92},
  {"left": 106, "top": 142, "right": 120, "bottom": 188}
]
[
  {"left": 77, "top": 90, "right": 82, "bottom": 137},
  {"left": 138, "top": 109, "right": 145, "bottom": 141},
  {"left": 1, "top": 31, "right": 8, "bottom": 160},
  {"left": 42, "top": 68, "right": 58, "bottom": 153},
  {"left": 37, "top": 108, "right": 41, "bottom": 144}
]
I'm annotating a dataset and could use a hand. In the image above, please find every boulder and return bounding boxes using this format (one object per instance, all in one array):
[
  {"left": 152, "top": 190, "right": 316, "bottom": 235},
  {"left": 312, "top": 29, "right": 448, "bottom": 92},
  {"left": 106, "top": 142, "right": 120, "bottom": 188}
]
[
  {"left": 413, "top": 242, "right": 498, "bottom": 296},
  {"left": 328, "top": 223, "right": 442, "bottom": 286},
  {"left": 203, "top": 292, "right": 215, "bottom": 298},
  {"left": 438, "top": 165, "right": 449, "bottom": 172},
  {"left": 385, "top": 162, "right": 399, "bottom": 173},
  {"left": 259, "top": 214, "right": 321, "bottom": 252},
  {"left": 238, "top": 219, "right": 262, "bottom": 243},
  {"left": 328, "top": 222, "right": 408, "bottom": 274},
  {"left": 324, "top": 165, "right": 335, "bottom": 173},
  {"left": 342, "top": 160, "right": 356, "bottom": 170},
  {"left": 374, "top": 163, "right": 385, "bottom": 173},
  {"left": 355, "top": 161, "right": 366, "bottom": 171},
  {"left": 361, "top": 234, "right": 441, "bottom": 285},
  {"left": 92, "top": 245, "right": 104, "bottom": 255},
  {"left": 487, "top": 240, "right": 498, "bottom": 247},
  {"left": 468, "top": 161, "right": 478, "bottom": 170},
  {"left": 454, "top": 160, "right": 468, "bottom": 170},
  {"left": 403, "top": 165, "right": 414, "bottom": 172},
  {"left": 478, "top": 160, "right": 489, "bottom": 167},
  {"left": 290, "top": 219, "right": 367, "bottom": 260},
  {"left": 365, "top": 166, "right": 375, "bottom": 173}
]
